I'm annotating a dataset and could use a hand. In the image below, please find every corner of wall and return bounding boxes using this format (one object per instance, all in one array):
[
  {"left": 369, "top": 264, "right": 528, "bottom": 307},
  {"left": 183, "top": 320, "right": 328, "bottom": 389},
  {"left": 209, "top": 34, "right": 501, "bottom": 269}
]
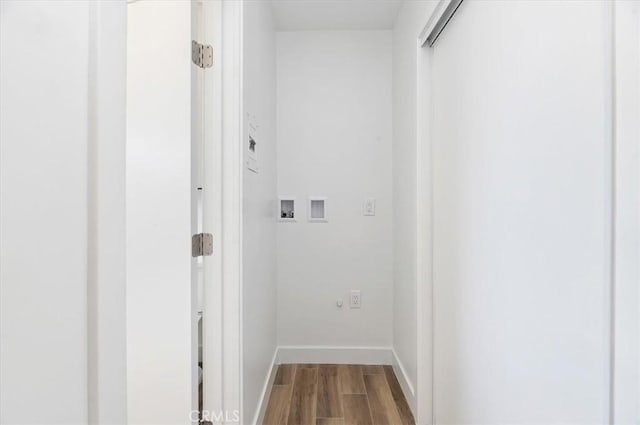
[
  {"left": 392, "top": 348, "right": 417, "bottom": 416},
  {"left": 251, "top": 348, "right": 279, "bottom": 425}
]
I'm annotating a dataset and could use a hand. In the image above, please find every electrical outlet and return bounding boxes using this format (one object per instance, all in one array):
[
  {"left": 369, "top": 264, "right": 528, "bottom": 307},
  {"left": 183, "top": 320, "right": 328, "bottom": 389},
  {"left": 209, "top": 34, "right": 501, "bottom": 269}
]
[
  {"left": 363, "top": 198, "right": 376, "bottom": 216},
  {"left": 350, "top": 290, "right": 361, "bottom": 309}
]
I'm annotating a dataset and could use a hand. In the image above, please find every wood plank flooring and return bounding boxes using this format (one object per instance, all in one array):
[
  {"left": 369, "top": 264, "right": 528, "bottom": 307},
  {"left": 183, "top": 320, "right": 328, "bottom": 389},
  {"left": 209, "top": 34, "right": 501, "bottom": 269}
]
[{"left": 263, "top": 364, "right": 414, "bottom": 425}]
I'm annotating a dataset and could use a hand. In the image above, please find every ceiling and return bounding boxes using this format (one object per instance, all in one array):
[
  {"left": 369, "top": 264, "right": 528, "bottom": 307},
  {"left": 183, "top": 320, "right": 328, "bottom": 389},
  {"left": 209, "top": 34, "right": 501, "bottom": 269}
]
[{"left": 270, "top": 0, "right": 404, "bottom": 31}]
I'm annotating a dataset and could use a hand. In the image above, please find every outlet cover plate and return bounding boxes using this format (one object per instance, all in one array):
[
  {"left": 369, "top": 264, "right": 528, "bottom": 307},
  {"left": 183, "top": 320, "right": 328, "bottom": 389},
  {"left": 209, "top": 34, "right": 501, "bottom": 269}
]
[
  {"left": 350, "top": 290, "right": 361, "bottom": 309},
  {"left": 363, "top": 198, "right": 376, "bottom": 216}
]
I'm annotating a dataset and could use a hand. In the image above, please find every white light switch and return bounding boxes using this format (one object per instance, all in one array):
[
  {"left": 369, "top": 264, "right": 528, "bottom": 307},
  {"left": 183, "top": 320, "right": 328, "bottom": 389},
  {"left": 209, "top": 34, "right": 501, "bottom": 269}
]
[{"left": 363, "top": 198, "right": 376, "bottom": 216}]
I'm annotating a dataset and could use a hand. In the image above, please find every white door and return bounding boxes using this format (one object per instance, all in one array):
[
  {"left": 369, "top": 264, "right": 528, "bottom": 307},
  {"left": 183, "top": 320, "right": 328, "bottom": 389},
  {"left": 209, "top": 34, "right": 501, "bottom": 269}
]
[
  {"left": 431, "top": 1, "right": 611, "bottom": 423},
  {"left": 126, "top": 1, "right": 194, "bottom": 423}
]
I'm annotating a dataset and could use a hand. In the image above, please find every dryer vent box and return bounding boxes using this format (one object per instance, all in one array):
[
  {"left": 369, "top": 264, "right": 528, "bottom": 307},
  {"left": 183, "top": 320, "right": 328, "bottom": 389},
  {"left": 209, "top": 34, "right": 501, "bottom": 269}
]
[{"left": 308, "top": 197, "right": 327, "bottom": 222}]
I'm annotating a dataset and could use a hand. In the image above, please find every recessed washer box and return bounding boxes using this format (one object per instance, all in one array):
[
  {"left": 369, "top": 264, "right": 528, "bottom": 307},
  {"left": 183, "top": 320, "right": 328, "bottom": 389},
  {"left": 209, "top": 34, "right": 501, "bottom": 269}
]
[
  {"left": 308, "top": 197, "right": 327, "bottom": 222},
  {"left": 278, "top": 197, "right": 296, "bottom": 222}
]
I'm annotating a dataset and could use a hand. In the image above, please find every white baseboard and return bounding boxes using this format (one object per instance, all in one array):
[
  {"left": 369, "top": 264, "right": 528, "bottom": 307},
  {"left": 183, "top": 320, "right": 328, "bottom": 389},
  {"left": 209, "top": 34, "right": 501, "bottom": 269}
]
[
  {"left": 276, "top": 345, "right": 393, "bottom": 365},
  {"left": 251, "top": 348, "right": 279, "bottom": 425},
  {"left": 391, "top": 348, "right": 416, "bottom": 417}
]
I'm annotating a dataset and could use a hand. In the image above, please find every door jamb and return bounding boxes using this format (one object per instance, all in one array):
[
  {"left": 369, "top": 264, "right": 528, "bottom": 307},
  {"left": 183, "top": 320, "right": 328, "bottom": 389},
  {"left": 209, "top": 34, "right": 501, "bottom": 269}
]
[
  {"left": 220, "top": 0, "right": 243, "bottom": 421},
  {"left": 415, "top": 31, "right": 434, "bottom": 425},
  {"left": 416, "top": 3, "right": 453, "bottom": 423},
  {"left": 199, "top": 0, "right": 243, "bottom": 423}
]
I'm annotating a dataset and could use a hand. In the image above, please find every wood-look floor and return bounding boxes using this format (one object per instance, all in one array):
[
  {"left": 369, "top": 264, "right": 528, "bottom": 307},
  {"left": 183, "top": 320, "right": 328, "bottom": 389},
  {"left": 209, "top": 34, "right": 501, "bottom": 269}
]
[{"left": 263, "top": 364, "right": 414, "bottom": 425}]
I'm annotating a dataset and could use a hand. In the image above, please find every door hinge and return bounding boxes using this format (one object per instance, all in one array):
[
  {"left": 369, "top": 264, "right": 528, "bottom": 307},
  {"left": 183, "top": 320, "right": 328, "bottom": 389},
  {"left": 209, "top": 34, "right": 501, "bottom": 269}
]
[
  {"left": 192, "top": 233, "right": 213, "bottom": 257},
  {"left": 192, "top": 40, "right": 213, "bottom": 69}
]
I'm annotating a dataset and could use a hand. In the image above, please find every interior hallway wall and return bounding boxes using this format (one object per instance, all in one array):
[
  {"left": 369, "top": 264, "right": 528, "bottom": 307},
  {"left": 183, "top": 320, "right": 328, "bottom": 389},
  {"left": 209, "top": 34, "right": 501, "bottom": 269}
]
[
  {"left": 391, "top": 1, "right": 437, "bottom": 409},
  {"left": 1, "top": 2, "right": 128, "bottom": 423},
  {"left": 0, "top": 3, "right": 92, "bottom": 423},
  {"left": 243, "top": 1, "right": 278, "bottom": 423},
  {"left": 276, "top": 31, "right": 393, "bottom": 348}
]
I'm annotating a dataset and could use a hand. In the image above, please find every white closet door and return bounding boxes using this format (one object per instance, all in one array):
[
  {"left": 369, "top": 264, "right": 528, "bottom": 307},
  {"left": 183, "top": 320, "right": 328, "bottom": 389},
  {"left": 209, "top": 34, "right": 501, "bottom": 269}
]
[
  {"left": 126, "top": 2, "right": 193, "bottom": 424},
  {"left": 431, "top": 1, "right": 610, "bottom": 423}
]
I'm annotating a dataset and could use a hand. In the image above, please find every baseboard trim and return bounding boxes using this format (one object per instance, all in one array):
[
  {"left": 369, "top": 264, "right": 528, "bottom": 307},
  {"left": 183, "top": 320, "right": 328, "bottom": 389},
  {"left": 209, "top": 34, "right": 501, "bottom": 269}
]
[
  {"left": 276, "top": 345, "right": 393, "bottom": 365},
  {"left": 251, "top": 348, "right": 279, "bottom": 425},
  {"left": 391, "top": 348, "right": 416, "bottom": 417}
]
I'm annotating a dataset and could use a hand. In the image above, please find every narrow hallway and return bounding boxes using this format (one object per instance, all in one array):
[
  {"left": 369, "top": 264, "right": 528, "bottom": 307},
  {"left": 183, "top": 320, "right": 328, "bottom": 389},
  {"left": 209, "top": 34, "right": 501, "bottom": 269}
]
[{"left": 263, "top": 364, "right": 414, "bottom": 425}]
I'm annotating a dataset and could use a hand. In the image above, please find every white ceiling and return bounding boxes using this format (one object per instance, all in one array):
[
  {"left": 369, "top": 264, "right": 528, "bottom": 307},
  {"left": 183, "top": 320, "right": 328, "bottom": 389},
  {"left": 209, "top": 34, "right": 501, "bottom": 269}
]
[{"left": 270, "top": 0, "right": 404, "bottom": 31}]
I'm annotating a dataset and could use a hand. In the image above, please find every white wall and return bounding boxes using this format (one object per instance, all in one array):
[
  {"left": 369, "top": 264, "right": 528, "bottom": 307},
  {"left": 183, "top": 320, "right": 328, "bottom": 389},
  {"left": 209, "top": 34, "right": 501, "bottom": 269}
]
[
  {"left": 0, "top": 3, "right": 90, "bottom": 423},
  {"left": 1, "top": 2, "right": 128, "bottom": 423},
  {"left": 243, "top": 2, "right": 278, "bottom": 423},
  {"left": 430, "top": 1, "right": 610, "bottom": 422},
  {"left": 126, "top": 2, "right": 192, "bottom": 424},
  {"left": 391, "top": 1, "right": 437, "bottom": 408},
  {"left": 614, "top": 1, "right": 640, "bottom": 423},
  {"left": 276, "top": 31, "right": 393, "bottom": 349}
]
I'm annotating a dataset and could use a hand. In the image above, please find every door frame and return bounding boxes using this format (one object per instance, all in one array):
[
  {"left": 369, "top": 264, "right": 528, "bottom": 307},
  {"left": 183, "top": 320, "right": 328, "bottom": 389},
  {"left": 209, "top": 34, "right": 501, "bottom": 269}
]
[
  {"left": 415, "top": 20, "right": 434, "bottom": 425},
  {"left": 219, "top": 0, "right": 243, "bottom": 422},
  {"left": 415, "top": 5, "right": 456, "bottom": 424},
  {"left": 197, "top": 0, "right": 243, "bottom": 423},
  {"left": 88, "top": 0, "right": 243, "bottom": 423}
]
